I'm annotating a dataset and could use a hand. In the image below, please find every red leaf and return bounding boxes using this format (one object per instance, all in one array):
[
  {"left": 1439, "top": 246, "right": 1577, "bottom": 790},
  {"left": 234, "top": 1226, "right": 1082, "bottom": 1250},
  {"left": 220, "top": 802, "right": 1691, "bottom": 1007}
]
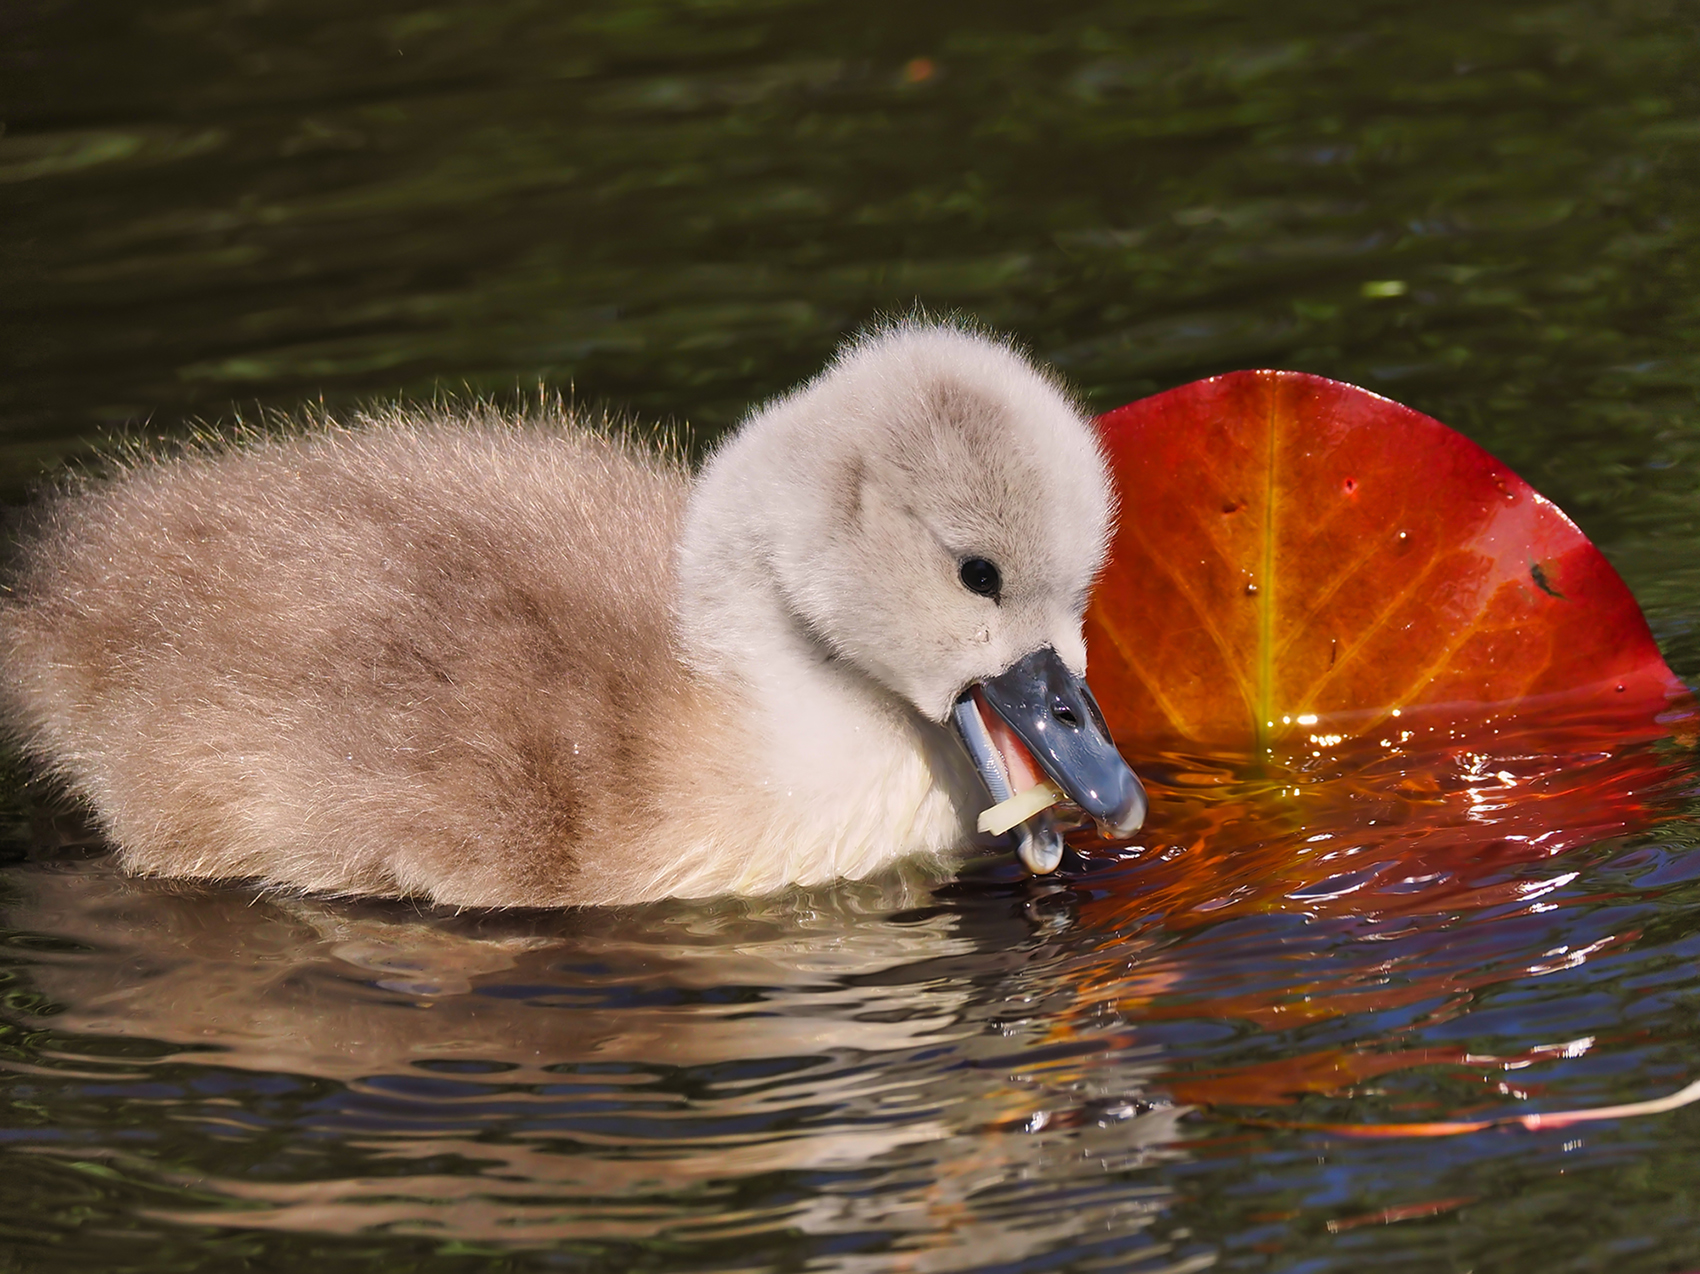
[{"left": 1086, "top": 370, "right": 1686, "bottom": 763}]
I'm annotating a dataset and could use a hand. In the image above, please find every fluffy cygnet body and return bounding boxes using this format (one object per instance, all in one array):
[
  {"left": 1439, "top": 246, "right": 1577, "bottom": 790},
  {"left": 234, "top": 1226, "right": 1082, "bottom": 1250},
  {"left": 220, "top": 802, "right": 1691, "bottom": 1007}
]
[{"left": 0, "top": 324, "right": 1143, "bottom": 908}]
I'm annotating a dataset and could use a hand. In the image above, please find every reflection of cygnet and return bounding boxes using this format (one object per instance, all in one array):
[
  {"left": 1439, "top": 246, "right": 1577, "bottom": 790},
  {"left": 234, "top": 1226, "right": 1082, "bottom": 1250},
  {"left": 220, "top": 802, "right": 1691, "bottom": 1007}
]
[
  {"left": 14, "top": 858, "right": 978, "bottom": 1081},
  {"left": 11, "top": 859, "right": 1184, "bottom": 1259},
  {"left": 0, "top": 323, "right": 1143, "bottom": 907}
]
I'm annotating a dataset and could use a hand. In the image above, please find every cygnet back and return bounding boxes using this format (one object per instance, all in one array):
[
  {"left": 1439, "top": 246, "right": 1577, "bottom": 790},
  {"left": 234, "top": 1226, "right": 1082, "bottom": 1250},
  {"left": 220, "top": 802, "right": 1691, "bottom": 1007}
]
[{"left": 0, "top": 405, "right": 709, "bottom": 907}]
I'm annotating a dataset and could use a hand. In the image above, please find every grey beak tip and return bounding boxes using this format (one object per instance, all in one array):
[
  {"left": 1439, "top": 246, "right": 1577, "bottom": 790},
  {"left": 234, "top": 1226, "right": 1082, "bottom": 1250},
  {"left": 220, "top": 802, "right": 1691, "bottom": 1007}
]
[
  {"left": 1103, "top": 791, "right": 1148, "bottom": 839},
  {"left": 1105, "top": 772, "right": 1148, "bottom": 838}
]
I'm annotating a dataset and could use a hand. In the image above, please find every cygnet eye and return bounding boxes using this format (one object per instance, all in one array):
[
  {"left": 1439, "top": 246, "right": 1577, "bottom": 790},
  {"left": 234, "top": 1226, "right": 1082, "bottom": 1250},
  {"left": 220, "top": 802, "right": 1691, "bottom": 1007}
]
[{"left": 958, "top": 557, "right": 1002, "bottom": 600}]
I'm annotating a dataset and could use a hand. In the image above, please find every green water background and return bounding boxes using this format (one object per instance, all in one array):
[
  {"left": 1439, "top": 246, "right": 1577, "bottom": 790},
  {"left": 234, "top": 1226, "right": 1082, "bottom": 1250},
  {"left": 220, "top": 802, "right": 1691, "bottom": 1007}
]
[{"left": 5, "top": 1, "right": 1700, "bottom": 1270}]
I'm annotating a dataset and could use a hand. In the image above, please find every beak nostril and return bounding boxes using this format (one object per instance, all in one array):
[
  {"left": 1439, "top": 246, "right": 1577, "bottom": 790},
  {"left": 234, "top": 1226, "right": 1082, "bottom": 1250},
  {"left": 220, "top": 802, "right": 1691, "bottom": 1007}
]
[{"left": 1051, "top": 701, "right": 1080, "bottom": 727}]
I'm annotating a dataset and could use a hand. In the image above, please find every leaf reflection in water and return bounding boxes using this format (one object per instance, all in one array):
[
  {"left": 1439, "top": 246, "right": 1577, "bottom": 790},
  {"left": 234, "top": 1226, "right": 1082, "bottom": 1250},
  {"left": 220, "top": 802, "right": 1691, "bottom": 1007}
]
[
  {"left": 4, "top": 857, "right": 1191, "bottom": 1261},
  {"left": 1080, "top": 712, "right": 1693, "bottom": 943},
  {"left": 1048, "top": 716, "right": 1696, "bottom": 1125}
]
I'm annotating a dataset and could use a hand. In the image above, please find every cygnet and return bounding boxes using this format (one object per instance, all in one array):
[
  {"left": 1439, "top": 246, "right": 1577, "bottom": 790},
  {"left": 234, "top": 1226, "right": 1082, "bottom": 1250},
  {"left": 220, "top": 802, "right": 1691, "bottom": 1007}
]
[{"left": 0, "top": 322, "right": 1145, "bottom": 907}]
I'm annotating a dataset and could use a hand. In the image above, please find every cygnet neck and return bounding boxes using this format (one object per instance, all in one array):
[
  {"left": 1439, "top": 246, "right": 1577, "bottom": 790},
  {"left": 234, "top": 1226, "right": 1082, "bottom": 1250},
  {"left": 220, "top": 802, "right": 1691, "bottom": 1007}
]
[{"left": 674, "top": 410, "right": 906, "bottom": 743}]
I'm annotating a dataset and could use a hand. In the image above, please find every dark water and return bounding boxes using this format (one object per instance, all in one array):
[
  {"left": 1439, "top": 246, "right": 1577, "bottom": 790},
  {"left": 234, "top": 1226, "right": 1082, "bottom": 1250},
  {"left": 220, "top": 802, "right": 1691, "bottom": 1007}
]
[{"left": 5, "top": 0, "right": 1700, "bottom": 1269}]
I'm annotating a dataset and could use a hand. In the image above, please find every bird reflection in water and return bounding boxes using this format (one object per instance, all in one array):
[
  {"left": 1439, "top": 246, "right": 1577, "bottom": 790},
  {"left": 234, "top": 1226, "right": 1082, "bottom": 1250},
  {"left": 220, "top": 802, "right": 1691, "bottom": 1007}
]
[{"left": 3, "top": 824, "right": 1190, "bottom": 1266}]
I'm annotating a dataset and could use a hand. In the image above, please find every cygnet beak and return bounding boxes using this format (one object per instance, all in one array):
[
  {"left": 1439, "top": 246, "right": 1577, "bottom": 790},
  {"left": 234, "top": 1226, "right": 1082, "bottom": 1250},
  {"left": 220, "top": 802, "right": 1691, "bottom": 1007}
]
[{"left": 951, "top": 646, "right": 1148, "bottom": 876}]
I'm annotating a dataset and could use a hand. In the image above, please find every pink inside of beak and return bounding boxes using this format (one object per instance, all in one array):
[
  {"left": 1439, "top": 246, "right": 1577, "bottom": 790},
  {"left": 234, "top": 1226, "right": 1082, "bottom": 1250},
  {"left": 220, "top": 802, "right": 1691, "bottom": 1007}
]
[{"left": 970, "top": 687, "right": 1047, "bottom": 793}]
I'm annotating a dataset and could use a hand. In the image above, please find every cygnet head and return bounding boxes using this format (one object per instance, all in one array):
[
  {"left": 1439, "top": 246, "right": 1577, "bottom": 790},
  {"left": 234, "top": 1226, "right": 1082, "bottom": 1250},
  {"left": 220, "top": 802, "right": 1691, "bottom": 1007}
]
[{"left": 678, "top": 321, "right": 1146, "bottom": 861}]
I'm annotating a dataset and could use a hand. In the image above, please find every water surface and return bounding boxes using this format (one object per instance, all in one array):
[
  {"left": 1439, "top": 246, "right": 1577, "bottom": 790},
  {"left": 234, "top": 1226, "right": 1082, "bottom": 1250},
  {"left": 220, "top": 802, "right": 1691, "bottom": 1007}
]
[{"left": 4, "top": 0, "right": 1700, "bottom": 1269}]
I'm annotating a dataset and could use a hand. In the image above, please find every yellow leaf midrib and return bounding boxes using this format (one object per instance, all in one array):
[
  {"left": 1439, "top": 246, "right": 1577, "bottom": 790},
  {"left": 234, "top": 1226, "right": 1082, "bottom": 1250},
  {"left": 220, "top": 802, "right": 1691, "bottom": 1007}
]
[{"left": 1255, "top": 384, "right": 1278, "bottom": 755}]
